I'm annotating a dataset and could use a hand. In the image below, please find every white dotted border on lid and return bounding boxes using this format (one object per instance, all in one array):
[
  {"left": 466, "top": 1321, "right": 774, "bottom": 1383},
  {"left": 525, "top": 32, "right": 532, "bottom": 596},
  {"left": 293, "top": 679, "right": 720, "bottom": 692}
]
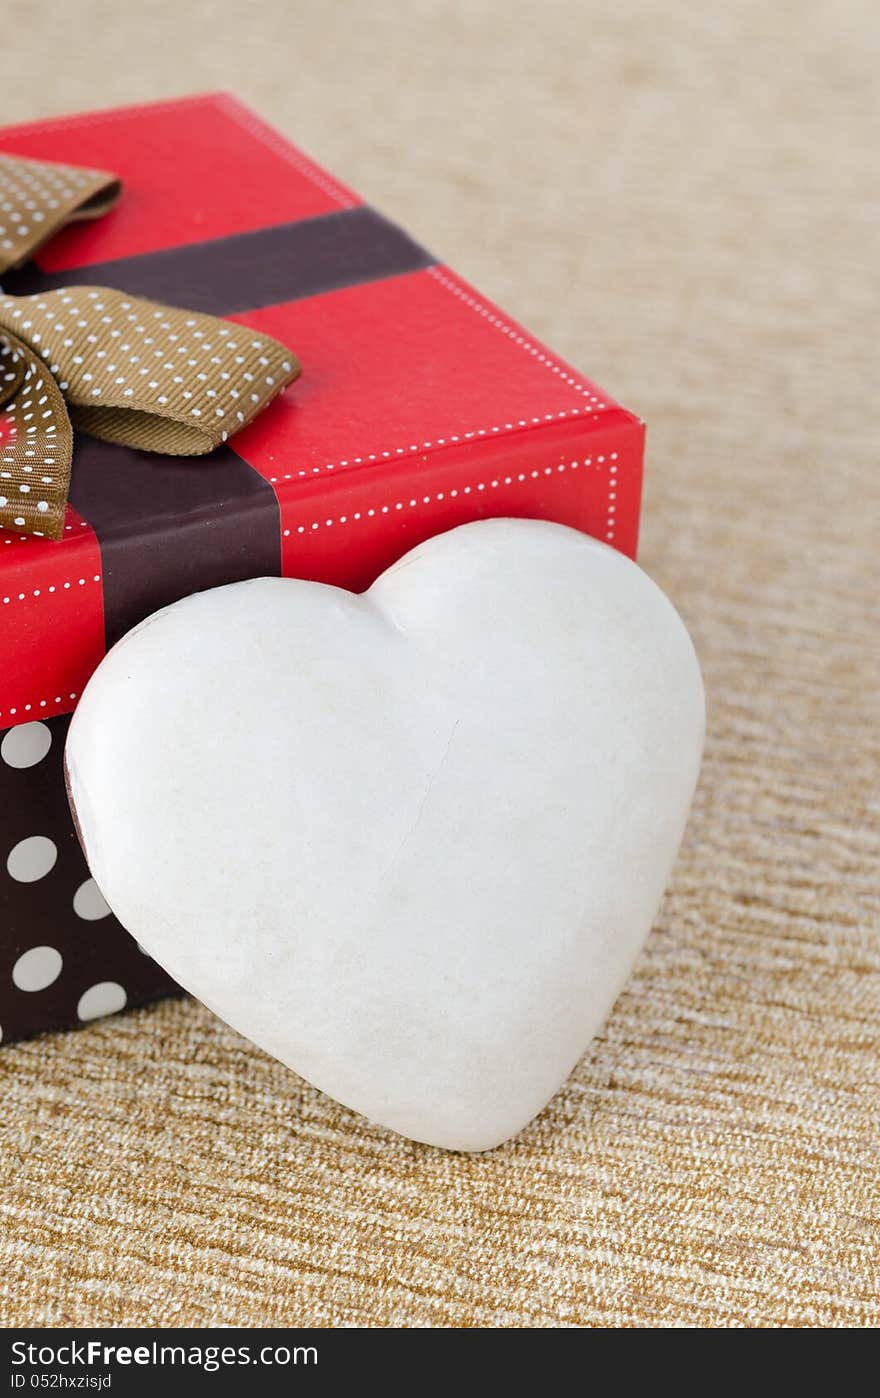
[
  {"left": 0, "top": 94, "right": 214, "bottom": 142},
  {"left": 281, "top": 452, "right": 619, "bottom": 538},
  {"left": 222, "top": 105, "right": 615, "bottom": 489},
  {"left": 0, "top": 101, "right": 627, "bottom": 717},
  {"left": 0, "top": 92, "right": 355, "bottom": 216},
  {"left": 425, "top": 267, "right": 605, "bottom": 406},
  {"left": 215, "top": 95, "right": 355, "bottom": 211},
  {"left": 266, "top": 269, "right": 611, "bottom": 486},
  {"left": 2, "top": 97, "right": 614, "bottom": 496}
]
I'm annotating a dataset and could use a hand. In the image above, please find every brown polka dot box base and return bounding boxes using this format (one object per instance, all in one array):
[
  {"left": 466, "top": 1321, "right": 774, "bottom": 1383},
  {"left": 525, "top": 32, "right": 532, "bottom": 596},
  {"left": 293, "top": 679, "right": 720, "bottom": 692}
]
[
  {"left": 0, "top": 94, "right": 643, "bottom": 1043},
  {"left": 0, "top": 714, "right": 177, "bottom": 1043}
]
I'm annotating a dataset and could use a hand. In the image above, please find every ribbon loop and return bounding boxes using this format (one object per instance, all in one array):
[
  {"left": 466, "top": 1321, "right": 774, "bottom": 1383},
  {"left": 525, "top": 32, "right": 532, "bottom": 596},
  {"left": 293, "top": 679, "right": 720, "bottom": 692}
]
[
  {"left": 0, "top": 154, "right": 121, "bottom": 276},
  {"left": 0, "top": 287, "right": 299, "bottom": 454}
]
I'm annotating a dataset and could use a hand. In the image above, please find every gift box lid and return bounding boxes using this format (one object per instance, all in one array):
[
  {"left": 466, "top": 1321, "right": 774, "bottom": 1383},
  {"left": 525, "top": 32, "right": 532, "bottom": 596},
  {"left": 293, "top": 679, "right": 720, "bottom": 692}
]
[{"left": 0, "top": 93, "right": 643, "bottom": 727}]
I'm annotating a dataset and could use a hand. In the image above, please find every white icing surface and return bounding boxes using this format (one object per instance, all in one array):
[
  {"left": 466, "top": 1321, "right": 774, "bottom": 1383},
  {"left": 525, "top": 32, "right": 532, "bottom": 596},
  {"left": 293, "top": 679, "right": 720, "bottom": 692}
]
[{"left": 66, "top": 519, "right": 704, "bottom": 1151}]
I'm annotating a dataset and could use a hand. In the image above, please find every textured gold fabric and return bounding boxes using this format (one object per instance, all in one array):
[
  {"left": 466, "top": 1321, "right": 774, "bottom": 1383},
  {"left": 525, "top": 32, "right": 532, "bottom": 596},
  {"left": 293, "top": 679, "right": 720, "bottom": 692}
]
[
  {"left": 0, "top": 0, "right": 877, "bottom": 1329},
  {"left": 0, "top": 154, "right": 119, "bottom": 275},
  {"left": 0, "top": 330, "right": 72, "bottom": 538}
]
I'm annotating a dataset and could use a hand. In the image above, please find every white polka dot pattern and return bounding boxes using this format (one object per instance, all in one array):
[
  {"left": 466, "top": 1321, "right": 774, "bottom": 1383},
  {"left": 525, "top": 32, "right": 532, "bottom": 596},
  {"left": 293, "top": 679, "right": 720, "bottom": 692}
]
[
  {"left": 11, "top": 944, "right": 62, "bottom": 992},
  {"left": 0, "top": 720, "right": 52, "bottom": 769},
  {"left": 0, "top": 153, "right": 120, "bottom": 276},
  {"left": 7, "top": 834, "right": 57, "bottom": 883},
  {"left": 76, "top": 980, "right": 127, "bottom": 1022},
  {"left": 72, "top": 877, "right": 111, "bottom": 921},
  {"left": 0, "top": 711, "right": 178, "bottom": 1044}
]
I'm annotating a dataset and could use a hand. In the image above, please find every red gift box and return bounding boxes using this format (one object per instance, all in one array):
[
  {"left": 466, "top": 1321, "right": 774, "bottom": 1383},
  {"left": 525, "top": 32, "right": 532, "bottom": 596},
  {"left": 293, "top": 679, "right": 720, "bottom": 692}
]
[{"left": 0, "top": 93, "right": 644, "bottom": 1043}]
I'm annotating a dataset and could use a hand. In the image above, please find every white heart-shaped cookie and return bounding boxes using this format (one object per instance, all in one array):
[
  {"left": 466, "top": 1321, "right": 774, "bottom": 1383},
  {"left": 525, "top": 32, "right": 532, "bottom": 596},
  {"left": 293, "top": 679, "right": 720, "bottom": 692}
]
[{"left": 66, "top": 519, "right": 704, "bottom": 1150}]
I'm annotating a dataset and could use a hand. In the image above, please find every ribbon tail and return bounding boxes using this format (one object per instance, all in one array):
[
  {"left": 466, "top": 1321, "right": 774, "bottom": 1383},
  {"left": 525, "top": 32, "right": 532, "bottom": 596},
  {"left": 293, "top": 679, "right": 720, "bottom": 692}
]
[{"left": 0, "top": 330, "right": 73, "bottom": 541}]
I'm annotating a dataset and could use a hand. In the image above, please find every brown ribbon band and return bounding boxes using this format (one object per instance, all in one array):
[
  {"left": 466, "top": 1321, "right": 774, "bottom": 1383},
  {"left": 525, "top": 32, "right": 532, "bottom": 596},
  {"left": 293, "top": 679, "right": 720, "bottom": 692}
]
[{"left": 0, "top": 154, "right": 300, "bottom": 540}]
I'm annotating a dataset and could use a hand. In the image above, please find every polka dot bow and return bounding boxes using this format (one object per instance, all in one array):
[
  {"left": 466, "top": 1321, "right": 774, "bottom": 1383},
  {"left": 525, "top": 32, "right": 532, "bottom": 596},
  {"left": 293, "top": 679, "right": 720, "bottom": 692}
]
[{"left": 0, "top": 154, "right": 301, "bottom": 540}]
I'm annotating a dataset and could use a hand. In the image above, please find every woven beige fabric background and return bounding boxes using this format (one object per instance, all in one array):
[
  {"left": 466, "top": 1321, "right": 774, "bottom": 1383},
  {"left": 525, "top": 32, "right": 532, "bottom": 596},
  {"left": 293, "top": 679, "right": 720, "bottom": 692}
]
[{"left": 1, "top": 0, "right": 878, "bottom": 1328}]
